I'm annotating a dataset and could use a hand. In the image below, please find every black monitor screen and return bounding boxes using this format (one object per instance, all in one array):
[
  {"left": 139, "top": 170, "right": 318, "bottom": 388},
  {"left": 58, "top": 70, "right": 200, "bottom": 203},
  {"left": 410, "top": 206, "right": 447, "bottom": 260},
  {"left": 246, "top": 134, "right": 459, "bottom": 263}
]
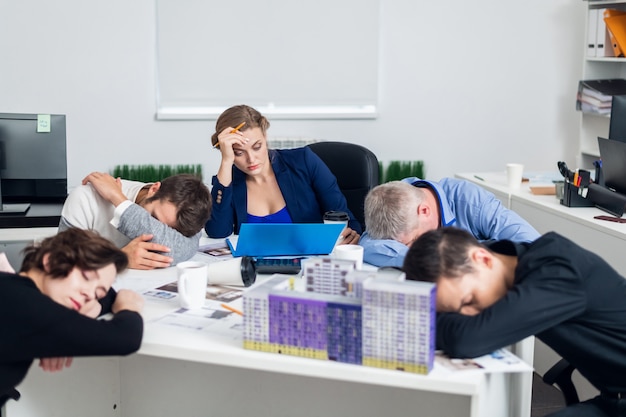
[
  {"left": 0, "top": 113, "right": 67, "bottom": 203},
  {"left": 598, "top": 136, "right": 626, "bottom": 196},
  {"left": 609, "top": 95, "right": 626, "bottom": 143}
]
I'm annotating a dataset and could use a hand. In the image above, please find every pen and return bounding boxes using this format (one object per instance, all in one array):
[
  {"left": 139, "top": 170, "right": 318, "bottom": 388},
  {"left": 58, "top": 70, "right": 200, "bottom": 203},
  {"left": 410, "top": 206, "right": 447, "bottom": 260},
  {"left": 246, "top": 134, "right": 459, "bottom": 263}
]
[
  {"left": 220, "top": 303, "right": 244, "bottom": 316},
  {"left": 213, "top": 121, "right": 246, "bottom": 149},
  {"left": 474, "top": 175, "right": 485, "bottom": 182}
]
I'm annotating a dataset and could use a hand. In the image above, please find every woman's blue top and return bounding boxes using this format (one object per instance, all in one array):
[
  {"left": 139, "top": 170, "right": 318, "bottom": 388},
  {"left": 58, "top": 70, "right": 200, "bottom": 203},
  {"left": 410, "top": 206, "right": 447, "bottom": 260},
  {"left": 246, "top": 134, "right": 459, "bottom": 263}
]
[{"left": 247, "top": 206, "right": 293, "bottom": 223}]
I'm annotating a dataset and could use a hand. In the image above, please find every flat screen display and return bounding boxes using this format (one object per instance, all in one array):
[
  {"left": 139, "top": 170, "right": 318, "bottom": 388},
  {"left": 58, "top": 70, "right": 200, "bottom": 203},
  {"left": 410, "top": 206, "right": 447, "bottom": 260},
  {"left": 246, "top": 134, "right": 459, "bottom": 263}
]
[
  {"left": 0, "top": 113, "right": 67, "bottom": 203},
  {"left": 598, "top": 136, "right": 626, "bottom": 196},
  {"left": 610, "top": 95, "right": 626, "bottom": 143}
]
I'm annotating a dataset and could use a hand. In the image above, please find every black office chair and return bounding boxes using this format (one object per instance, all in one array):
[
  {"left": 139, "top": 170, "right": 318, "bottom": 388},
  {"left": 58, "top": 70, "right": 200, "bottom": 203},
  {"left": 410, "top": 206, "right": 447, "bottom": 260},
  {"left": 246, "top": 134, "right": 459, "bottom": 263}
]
[
  {"left": 307, "top": 141, "right": 379, "bottom": 232},
  {"left": 542, "top": 358, "right": 580, "bottom": 406}
]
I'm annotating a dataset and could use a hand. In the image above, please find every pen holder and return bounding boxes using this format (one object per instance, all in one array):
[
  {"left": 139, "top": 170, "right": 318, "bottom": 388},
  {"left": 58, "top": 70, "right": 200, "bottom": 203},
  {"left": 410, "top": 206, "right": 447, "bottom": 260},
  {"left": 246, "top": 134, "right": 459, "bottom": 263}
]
[{"left": 560, "top": 182, "right": 594, "bottom": 208}]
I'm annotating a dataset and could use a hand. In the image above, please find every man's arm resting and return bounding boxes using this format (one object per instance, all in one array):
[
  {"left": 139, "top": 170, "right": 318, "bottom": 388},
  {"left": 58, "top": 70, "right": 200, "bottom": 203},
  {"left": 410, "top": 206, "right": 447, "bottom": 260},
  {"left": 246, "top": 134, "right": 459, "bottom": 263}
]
[
  {"left": 435, "top": 273, "right": 586, "bottom": 358},
  {"left": 360, "top": 233, "right": 407, "bottom": 267},
  {"left": 117, "top": 204, "right": 199, "bottom": 265}
]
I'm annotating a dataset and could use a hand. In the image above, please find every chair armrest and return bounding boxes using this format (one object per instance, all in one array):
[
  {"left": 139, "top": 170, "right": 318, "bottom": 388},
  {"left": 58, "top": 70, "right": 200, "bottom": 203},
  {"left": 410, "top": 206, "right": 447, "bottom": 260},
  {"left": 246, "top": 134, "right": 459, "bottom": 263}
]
[{"left": 542, "top": 358, "right": 580, "bottom": 405}]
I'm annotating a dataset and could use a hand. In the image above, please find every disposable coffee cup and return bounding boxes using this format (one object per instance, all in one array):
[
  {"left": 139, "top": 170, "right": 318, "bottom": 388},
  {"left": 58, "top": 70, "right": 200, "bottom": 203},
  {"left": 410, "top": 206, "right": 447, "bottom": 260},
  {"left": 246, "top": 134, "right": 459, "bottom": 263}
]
[
  {"left": 324, "top": 211, "right": 349, "bottom": 248},
  {"left": 207, "top": 256, "right": 256, "bottom": 287},
  {"left": 323, "top": 210, "right": 349, "bottom": 226},
  {"left": 177, "top": 261, "right": 208, "bottom": 309},
  {"left": 506, "top": 163, "right": 524, "bottom": 190}
]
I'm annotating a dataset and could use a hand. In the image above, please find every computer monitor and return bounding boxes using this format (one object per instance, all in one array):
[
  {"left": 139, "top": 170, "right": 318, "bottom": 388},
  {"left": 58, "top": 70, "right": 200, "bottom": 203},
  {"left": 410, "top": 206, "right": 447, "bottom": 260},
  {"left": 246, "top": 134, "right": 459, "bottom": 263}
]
[
  {"left": 0, "top": 113, "right": 67, "bottom": 213},
  {"left": 609, "top": 95, "right": 626, "bottom": 143},
  {"left": 598, "top": 137, "right": 626, "bottom": 196}
]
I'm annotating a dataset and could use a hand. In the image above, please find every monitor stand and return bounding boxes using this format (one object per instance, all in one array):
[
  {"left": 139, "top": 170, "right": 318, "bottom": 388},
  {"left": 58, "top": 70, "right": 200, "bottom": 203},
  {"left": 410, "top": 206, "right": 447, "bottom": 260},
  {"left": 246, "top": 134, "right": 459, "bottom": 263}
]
[{"left": 0, "top": 203, "right": 31, "bottom": 214}]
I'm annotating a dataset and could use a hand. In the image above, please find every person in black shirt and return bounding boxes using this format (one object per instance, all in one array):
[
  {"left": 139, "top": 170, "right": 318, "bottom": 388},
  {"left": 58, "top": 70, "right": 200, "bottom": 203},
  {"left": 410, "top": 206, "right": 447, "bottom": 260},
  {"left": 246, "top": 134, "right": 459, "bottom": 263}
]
[
  {"left": 402, "top": 227, "right": 626, "bottom": 417},
  {"left": 0, "top": 228, "right": 144, "bottom": 407}
]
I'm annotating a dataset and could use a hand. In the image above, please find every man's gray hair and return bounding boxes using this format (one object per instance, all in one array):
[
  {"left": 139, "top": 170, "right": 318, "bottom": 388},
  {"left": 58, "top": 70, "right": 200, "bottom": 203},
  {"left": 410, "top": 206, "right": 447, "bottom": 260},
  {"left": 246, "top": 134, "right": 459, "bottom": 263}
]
[{"left": 364, "top": 181, "right": 425, "bottom": 240}]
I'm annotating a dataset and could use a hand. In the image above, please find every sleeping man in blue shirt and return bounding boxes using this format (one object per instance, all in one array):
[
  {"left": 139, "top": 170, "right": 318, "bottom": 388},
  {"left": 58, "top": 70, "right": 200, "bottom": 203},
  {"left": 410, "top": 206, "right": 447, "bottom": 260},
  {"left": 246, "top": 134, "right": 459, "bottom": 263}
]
[{"left": 359, "top": 177, "right": 540, "bottom": 267}]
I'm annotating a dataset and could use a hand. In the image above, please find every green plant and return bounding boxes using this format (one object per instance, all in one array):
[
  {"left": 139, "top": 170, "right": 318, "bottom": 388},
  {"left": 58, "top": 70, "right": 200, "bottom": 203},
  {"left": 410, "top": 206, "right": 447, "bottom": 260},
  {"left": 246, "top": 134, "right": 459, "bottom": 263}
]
[
  {"left": 111, "top": 164, "right": 203, "bottom": 182},
  {"left": 381, "top": 160, "right": 425, "bottom": 183}
]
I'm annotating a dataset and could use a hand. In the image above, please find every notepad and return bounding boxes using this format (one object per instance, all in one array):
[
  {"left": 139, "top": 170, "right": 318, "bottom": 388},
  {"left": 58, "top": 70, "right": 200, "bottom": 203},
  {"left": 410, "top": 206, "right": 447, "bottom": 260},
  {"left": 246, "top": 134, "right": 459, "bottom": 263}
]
[{"left": 226, "top": 223, "right": 345, "bottom": 257}]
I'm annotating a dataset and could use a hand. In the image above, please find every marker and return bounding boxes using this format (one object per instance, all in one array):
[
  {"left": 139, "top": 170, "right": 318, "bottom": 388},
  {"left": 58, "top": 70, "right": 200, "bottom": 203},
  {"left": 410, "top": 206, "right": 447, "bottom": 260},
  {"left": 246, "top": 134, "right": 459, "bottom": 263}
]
[
  {"left": 474, "top": 175, "right": 485, "bottom": 182},
  {"left": 213, "top": 121, "right": 246, "bottom": 149},
  {"left": 220, "top": 303, "right": 244, "bottom": 316}
]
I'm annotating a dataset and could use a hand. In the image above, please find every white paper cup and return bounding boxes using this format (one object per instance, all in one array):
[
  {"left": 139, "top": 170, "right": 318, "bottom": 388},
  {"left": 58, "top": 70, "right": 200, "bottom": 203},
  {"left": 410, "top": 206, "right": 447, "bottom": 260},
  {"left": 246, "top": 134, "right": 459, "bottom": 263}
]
[
  {"left": 333, "top": 244, "right": 364, "bottom": 269},
  {"left": 506, "top": 163, "right": 524, "bottom": 190},
  {"left": 324, "top": 212, "right": 349, "bottom": 248},
  {"left": 177, "top": 261, "right": 208, "bottom": 309}
]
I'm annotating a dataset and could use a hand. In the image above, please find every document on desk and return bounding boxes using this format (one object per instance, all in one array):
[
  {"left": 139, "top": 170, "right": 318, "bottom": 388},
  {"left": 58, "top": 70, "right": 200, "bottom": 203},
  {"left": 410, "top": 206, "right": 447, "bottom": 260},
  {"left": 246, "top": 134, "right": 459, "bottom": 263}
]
[
  {"left": 198, "top": 240, "right": 233, "bottom": 259},
  {"left": 155, "top": 281, "right": 243, "bottom": 303},
  {"left": 114, "top": 268, "right": 178, "bottom": 293},
  {"left": 147, "top": 298, "right": 244, "bottom": 341},
  {"left": 435, "top": 349, "right": 532, "bottom": 374}
]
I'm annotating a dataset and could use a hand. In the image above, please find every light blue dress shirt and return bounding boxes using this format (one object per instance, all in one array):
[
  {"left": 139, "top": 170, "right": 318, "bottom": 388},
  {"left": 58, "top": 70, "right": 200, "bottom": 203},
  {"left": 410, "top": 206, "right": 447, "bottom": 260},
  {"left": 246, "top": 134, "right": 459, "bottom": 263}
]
[{"left": 360, "top": 177, "right": 540, "bottom": 267}]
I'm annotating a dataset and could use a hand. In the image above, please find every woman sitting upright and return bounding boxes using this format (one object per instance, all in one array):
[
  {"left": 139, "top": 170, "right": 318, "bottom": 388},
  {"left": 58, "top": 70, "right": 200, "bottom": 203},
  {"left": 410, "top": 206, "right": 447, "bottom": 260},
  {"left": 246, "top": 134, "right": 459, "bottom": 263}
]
[{"left": 205, "top": 104, "right": 361, "bottom": 243}]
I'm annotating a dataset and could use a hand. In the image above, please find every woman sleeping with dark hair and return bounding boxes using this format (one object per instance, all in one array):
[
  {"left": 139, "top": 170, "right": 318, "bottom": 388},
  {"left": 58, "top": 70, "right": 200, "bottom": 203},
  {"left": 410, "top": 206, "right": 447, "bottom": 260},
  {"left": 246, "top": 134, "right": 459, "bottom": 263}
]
[{"left": 0, "top": 228, "right": 144, "bottom": 407}]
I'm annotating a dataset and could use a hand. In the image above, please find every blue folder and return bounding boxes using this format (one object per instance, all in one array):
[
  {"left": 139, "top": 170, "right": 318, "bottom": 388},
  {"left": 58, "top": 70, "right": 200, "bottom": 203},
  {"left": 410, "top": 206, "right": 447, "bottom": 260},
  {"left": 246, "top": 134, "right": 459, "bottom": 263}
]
[{"left": 226, "top": 223, "right": 345, "bottom": 257}]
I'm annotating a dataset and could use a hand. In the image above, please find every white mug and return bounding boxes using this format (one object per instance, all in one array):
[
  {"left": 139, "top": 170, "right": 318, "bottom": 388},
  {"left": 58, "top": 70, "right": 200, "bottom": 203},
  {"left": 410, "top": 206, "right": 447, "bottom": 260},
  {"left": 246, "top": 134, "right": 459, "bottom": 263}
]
[
  {"left": 177, "top": 261, "right": 208, "bottom": 309},
  {"left": 333, "top": 244, "right": 364, "bottom": 269}
]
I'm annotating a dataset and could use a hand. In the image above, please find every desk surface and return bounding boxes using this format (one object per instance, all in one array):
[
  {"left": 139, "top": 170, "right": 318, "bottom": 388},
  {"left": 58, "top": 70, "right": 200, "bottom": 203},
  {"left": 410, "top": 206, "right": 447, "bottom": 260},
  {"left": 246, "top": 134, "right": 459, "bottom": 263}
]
[
  {"left": 456, "top": 172, "right": 626, "bottom": 242},
  {"left": 6, "top": 249, "right": 532, "bottom": 417},
  {"left": 0, "top": 203, "right": 62, "bottom": 229},
  {"left": 114, "top": 254, "right": 529, "bottom": 398}
]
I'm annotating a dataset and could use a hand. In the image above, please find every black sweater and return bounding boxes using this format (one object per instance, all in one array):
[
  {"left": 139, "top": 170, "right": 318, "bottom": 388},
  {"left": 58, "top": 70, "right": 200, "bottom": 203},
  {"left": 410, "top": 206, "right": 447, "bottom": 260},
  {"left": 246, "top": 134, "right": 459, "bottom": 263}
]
[
  {"left": 436, "top": 232, "right": 626, "bottom": 394},
  {"left": 0, "top": 272, "right": 143, "bottom": 406}
]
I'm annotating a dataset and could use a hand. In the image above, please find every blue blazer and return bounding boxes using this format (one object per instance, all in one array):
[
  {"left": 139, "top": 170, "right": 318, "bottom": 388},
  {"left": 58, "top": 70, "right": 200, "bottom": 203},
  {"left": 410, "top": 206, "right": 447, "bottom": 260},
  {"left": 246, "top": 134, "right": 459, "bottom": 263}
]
[{"left": 205, "top": 147, "right": 361, "bottom": 238}]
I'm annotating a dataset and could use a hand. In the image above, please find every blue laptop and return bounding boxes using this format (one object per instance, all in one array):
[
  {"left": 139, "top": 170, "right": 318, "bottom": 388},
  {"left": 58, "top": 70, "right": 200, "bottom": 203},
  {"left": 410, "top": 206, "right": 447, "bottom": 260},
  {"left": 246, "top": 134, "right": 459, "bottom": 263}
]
[{"left": 226, "top": 223, "right": 345, "bottom": 257}]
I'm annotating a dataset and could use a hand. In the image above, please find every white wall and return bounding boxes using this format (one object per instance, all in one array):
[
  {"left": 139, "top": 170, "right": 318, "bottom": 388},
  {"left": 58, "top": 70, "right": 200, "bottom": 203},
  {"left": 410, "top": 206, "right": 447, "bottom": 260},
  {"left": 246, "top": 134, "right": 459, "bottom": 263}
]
[{"left": 0, "top": 0, "right": 585, "bottom": 187}]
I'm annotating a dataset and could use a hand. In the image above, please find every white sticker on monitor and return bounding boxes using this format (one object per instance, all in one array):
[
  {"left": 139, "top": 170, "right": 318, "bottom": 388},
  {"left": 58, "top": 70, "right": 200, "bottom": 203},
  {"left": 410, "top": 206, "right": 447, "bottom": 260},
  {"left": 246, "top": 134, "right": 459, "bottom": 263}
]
[{"left": 37, "top": 114, "right": 51, "bottom": 133}]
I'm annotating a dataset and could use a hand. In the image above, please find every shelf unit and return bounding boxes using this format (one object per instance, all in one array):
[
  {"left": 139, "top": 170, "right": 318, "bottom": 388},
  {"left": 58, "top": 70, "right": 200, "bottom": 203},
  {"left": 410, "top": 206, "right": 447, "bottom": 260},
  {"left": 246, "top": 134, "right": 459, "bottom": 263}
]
[{"left": 580, "top": 0, "right": 626, "bottom": 168}]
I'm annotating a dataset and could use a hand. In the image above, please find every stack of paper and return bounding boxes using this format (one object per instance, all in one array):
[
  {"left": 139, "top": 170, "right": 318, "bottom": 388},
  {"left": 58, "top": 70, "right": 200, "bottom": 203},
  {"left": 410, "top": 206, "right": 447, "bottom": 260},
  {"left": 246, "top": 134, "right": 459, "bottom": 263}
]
[{"left": 576, "top": 79, "right": 626, "bottom": 115}]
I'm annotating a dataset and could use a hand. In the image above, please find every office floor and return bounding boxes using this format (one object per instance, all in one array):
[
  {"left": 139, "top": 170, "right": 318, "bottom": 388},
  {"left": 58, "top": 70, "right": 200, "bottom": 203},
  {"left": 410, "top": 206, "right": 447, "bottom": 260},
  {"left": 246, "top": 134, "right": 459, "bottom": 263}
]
[{"left": 532, "top": 372, "right": 566, "bottom": 417}]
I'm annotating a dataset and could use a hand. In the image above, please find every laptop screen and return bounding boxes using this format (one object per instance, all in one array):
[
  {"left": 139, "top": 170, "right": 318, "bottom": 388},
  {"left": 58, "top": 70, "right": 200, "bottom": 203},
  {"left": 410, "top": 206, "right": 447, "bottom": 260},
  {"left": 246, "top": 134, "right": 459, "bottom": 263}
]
[
  {"left": 227, "top": 223, "right": 345, "bottom": 257},
  {"left": 598, "top": 137, "right": 626, "bottom": 195}
]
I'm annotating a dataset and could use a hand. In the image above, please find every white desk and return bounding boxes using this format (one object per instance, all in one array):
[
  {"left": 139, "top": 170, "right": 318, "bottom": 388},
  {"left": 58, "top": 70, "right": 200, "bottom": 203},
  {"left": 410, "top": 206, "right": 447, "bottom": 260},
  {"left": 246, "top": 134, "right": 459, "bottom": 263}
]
[
  {"left": 456, "top": 171, "right": 626, "bottom": 276},
  {"left": 456, "top": 171, "right": 624, "bottom": 401},
  {"left": 6, "top": 254, "right": 532, "bottom": 417},
  {"left": 0, "top": 227, "right": 58, "bottom": 270}
]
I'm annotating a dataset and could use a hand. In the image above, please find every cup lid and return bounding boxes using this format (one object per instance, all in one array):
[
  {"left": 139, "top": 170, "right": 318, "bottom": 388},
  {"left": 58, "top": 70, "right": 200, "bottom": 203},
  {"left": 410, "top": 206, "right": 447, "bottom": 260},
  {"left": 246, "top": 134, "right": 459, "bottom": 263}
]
[{"left": 323, "top": 210, "right": 349, "bottom": 221}]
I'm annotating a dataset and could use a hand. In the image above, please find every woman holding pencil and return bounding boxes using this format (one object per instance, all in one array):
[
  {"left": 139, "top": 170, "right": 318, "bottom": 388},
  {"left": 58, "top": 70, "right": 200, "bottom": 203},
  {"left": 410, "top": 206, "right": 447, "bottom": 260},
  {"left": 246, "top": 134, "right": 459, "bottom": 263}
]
[{"left": 205, "top": 104, "right": 361, "bottom": 242}]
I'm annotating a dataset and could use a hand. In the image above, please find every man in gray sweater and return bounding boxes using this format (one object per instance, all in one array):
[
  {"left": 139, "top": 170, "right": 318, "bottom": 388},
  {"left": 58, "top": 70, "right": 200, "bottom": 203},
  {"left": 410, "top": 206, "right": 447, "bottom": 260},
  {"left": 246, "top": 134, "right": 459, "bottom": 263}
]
[{"left": 59, "top": 172, "right": 211, "bottom": 270}]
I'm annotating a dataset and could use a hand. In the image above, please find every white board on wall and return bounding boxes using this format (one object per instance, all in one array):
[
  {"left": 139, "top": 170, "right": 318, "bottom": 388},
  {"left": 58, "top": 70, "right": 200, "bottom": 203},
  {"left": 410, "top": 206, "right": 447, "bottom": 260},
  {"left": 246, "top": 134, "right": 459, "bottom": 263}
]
[{"left": 156, "top": 0, "right": 380, "bottom": 120}]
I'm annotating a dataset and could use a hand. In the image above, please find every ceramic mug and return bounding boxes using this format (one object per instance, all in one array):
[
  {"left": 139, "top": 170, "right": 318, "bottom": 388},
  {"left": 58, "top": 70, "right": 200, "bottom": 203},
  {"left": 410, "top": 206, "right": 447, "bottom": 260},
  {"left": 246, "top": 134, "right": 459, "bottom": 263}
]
[{"left": 177, "top": 261, "right": 208, "bottom": 309}]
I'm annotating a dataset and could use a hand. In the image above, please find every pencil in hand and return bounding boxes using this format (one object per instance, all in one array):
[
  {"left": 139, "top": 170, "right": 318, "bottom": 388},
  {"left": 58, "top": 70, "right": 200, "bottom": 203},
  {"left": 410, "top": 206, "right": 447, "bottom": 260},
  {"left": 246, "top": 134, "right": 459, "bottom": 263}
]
[
  {"left": 230, "top": 121, "right": 246, "bottom": 134},
  {"left": 213, "top": 121, "right": 246, "bottom": 149}
]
